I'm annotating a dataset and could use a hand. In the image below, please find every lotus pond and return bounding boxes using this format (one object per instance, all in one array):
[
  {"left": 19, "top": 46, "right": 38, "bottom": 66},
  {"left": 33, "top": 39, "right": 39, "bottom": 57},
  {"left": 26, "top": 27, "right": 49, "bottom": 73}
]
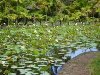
[{"left": 0, "top": 24, "right": 100, "bottom": 75}]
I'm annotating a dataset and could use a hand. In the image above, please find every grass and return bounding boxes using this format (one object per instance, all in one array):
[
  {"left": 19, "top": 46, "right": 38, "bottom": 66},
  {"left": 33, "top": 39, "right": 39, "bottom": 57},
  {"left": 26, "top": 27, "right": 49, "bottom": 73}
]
[{"left": 89, "top": 53, "right": 100, "bottom": 75}]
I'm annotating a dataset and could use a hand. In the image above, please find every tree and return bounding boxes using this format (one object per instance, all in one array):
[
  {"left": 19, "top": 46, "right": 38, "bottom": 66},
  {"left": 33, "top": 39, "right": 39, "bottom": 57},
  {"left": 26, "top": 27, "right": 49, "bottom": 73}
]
[{"left": 0, "top": 0, "right": 100, "bottom": 26}]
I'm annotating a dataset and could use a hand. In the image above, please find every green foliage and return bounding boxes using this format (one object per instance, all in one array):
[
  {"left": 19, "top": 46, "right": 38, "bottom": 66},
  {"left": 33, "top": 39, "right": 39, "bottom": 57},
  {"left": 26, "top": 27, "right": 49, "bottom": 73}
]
[
  {"left": 0, "top": 24, "right": 100, "bottom": 74},
  {"left": 0, "top": 0, "right": 99, "bottom": 25},
  {"left": 89, "top": 53, "right": 100, "bottom": 75}
]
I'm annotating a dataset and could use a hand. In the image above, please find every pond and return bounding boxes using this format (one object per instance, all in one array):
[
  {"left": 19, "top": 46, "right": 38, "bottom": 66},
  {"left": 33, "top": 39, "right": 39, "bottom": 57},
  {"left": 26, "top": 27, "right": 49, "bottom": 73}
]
[{"left": 0, "top": 42, "right": 99, "bottom": 75}]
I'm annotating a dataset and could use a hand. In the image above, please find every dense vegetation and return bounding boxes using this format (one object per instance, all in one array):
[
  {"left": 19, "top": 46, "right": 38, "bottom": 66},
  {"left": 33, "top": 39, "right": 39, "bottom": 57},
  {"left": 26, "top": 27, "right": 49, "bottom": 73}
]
[
  {"left": 0, "top": 0, "right": 100, "bottom": 25},
  {"left": 0, "top": 0, "right": 100, "bottom": 75},
  {"left": 0, "top": 24, "right": 100, "bottom": 75}
]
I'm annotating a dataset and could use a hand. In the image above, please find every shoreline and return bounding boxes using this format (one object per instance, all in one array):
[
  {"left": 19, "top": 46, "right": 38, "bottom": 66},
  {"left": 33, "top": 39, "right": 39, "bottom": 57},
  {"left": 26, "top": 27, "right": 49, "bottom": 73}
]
[{"left": 58, "top": 51, "right": 100, "bottom": 75}]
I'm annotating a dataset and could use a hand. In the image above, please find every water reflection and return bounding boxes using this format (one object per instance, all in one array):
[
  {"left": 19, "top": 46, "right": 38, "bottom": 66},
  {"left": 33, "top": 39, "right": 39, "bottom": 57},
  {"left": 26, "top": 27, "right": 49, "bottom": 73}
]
[{"left": 69, "top": 47, "right": 98, "bottom": 58}]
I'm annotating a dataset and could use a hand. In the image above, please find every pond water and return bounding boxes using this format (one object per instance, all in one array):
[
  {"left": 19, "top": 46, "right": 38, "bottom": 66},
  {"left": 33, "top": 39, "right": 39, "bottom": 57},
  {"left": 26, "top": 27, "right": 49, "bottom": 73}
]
[
  {"left": 68, "top": 47, "right": 98, "bottom": 58},
  {"left": 0, "top": 42, "right": 99, "bottom": 75},
  {"left": 51, "top": 47, "right": 98, "bottom": 75}
]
